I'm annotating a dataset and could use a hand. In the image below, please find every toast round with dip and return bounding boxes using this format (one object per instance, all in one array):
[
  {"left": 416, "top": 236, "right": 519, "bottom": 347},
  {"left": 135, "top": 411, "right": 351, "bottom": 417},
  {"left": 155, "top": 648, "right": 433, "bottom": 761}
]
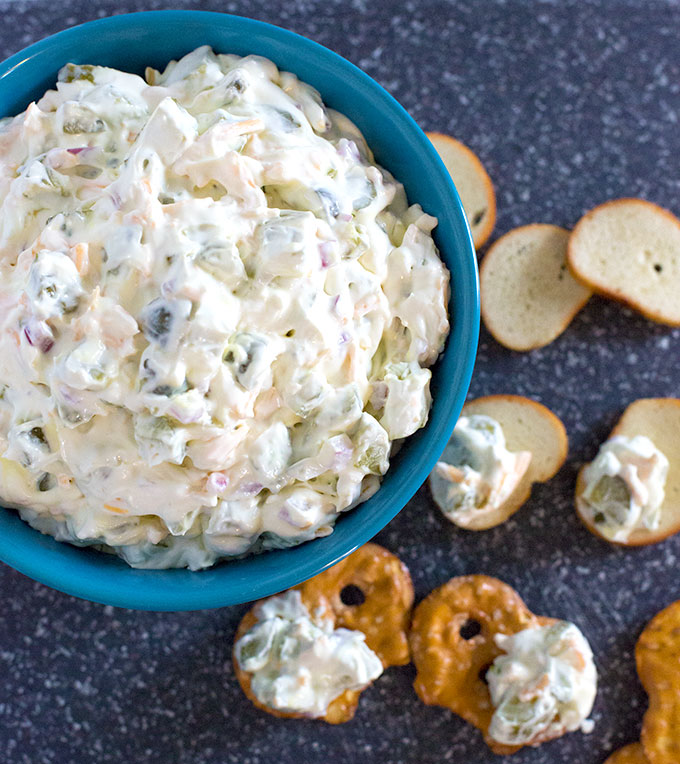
[
  {"left": 575, "top": 398, "right": 680, "bottom": 546},
  {"left": 567, "top": 198, "right": 680, "bottom": 326},
  {"left": 427, "top": 132, "right": 496, "bottom": 249},
  {"left": 480, "top": 224, "right": 592, "bottom": 351},
  {"left": 429, "top": 395, "right": 568, "bottom": 530}
]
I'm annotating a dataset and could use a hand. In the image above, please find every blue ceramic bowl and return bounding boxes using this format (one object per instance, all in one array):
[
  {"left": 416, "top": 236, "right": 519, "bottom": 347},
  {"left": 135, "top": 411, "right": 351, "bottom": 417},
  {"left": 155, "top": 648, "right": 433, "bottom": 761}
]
[{"left": 0, "top": 11, "right": 478, "bottom": 610}]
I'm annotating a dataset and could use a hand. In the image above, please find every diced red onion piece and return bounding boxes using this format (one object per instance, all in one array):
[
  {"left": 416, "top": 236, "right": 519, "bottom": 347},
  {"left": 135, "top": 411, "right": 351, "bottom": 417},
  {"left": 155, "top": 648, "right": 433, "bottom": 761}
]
[
  {"left": 319, "top": 241, "right": 334, "bottom": 268},
  {"left": 206, "top": 472, "right": 229, "bottom": 494},
  {"left": 370, "top": 382, "right": 388, "bottom": 410},
  {"left": 337, "top": 138, "right": 361, "bottom": 163},
  {"left": 330, "top": 437, "right": 353, "bottom": 470},
  {"left": 23, "top": 320, "right": 54, "bottom": 353}
]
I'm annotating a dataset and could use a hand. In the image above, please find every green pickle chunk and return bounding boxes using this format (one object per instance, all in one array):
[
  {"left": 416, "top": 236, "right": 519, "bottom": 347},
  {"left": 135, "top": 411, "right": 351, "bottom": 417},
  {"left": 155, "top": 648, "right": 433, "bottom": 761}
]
[{"left": 588, "top": 474, "right": 631, "bottom": 525}]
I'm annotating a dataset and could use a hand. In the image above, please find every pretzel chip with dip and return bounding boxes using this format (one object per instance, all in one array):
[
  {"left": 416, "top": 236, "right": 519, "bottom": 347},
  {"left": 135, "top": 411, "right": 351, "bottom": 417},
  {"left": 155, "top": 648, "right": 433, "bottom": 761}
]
[
  {"left": 410, "top": 575, "right": 597, "bottom": 755},
  {"left": 233, "top": 543, "right": 413, "bottom": 723}
]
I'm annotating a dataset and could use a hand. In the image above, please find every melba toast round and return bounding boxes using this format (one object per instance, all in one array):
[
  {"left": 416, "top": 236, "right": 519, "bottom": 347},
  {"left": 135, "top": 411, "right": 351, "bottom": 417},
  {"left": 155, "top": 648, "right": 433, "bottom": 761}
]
[
  {"left": 427, "top": 132, "right": 496, "bottom": 249},
  {"left": 575, "top": 398, "right": 680, "bottom": 546},
  {"left": 429, "top": 395, "right": 568, "bottom": 530},
  {"left": 480, "top": 224, "right": 592, "bottom": 351},
  {"left": 567, "top": 198, "right": 680, "bottom": 325}
]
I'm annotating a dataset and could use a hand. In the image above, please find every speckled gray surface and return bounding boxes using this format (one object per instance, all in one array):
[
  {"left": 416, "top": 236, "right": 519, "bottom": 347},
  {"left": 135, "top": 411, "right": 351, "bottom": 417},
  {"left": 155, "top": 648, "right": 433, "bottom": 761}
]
[{"left": 1, "top": 1, "right": 680, "bottom": 762}]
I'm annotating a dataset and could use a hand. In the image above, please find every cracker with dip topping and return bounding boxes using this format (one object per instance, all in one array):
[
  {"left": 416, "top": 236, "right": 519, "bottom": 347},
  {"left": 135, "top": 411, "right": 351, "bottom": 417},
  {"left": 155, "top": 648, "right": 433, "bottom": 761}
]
[
  {"left": 233, "top": 543, "right": 413, "bottom": 723},
  {"left": 567, "top": 198, "right": 680, "bottom": 326},
  {"left": 429, "top": 395, "right": 567, "bottom": 530},
  {"left": 480, "top": 224, "right": 592, "bottom": 351},
  {"left": 427, "top": 132, "right": 496, "bottom": 249},
  {"left": 575, "top": 398, "right": 680, "bottom": 546},
  {"left": 410, "top": 575, "right": 597, "bottom": 755}
]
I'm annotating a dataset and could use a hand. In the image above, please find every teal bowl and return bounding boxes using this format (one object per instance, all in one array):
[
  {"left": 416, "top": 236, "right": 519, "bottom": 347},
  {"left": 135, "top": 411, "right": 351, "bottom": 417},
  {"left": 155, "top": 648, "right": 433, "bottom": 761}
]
[{"left": 0, "top": 11, "right": 479, "bottom": 610}]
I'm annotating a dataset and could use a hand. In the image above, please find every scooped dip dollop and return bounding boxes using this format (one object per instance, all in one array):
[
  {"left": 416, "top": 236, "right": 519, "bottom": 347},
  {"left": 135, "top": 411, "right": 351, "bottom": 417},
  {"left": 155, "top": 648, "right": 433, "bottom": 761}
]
[
  {"left": 429, "top": 414, "right": 531, "bottom": 526},
  {"left": 486, "top": 620, "right": 597, "bottom": 746},
  {"left": 578, "top": 434, "right": 668, "bottom": 542},
  {"left": 0, "top": 46, "right": 449, "bottom": 568},
  {"left": 234, "top": 590, "right": 383, "bottom": 717}
]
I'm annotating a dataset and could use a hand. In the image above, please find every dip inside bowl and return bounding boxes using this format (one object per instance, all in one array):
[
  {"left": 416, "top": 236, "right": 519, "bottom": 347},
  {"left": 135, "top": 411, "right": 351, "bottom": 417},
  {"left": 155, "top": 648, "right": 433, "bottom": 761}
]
[{"left": 0, "top": 10, "right": 478, "bottom": 610}]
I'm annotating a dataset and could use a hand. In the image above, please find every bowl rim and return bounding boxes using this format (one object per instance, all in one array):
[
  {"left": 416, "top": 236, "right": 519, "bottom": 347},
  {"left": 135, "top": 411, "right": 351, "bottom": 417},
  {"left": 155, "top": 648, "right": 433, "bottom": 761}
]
[{"left": 0, "top": 10, "right": 479, "bottom": 610}]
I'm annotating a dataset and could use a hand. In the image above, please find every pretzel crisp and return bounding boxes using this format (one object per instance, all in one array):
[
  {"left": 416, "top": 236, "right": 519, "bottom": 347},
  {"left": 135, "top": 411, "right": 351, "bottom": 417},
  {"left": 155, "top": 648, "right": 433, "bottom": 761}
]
[
  {"left": 636, "top": 600, "right": 680, "bottom": 763},
  {"left": 410, "top": 575, "right": 556, "bottom": 755},
  {"left": 233, "top": 542, "right": 414, "bottom": 723},
  {"left": 604, "top": 743, "right": 649, "bottom": 764}
]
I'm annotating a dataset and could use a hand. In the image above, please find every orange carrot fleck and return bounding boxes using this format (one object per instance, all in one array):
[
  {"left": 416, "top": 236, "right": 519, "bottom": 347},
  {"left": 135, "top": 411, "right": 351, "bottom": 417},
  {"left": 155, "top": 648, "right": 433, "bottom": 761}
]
[
  {"left": 104, "top": 504, "right": 129, "bottom": 515},
  {"left": 72, "top": 243, "right": 89, "bottom": 274}
]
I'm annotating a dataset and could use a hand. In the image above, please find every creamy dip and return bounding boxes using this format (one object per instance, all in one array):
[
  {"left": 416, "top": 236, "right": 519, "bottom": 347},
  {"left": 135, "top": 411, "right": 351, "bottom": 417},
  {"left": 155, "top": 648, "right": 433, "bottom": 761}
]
[{"left": 0, "top": 47, "right": 449, "bottom": 568}]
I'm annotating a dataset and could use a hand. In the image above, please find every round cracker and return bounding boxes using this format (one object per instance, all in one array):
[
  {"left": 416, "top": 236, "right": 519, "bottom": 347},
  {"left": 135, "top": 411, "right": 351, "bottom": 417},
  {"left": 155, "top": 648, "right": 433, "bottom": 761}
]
[
  {"left": 575, "top": 398, "right": 680, "bottom": 546},
  {"left": 427, "top": 132, "right": 496, "bottom": 249},
  {"left": 480, "top": 224, "right": 592, "bottom": 351},
  {"left": 410, "top": 575, "right": 557, "bottom": 755},
  {"left": 567, "top": 198, "right": 680, "bottom": 326},
  {"left": 636, "top": 600, "right": 680, "bottom": 764},
  {"left": 430, "top": 395, "right": 568, "bottom": 530},
  {"left": 604, "top": 744, "right": 649, "bottom": 764},
  {"left": 232, "top": 543, "right": 413, "bottom": 722}
]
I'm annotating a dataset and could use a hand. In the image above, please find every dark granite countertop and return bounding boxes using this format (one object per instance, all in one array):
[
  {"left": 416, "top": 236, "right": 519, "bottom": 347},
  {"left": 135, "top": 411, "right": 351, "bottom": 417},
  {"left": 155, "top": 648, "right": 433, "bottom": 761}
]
[{"left": 1, "top": 1, "right": 680, "bottom": 762}]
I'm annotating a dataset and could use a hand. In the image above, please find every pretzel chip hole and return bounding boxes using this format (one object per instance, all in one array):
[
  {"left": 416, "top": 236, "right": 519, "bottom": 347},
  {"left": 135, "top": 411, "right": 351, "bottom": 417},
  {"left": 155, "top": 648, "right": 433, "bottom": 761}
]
[
  {"left": 478, "top": 664, "right": 492, "bottom": 685},
  {"left": 340, "top": 584, "right": 366, "bottom": 606},
  {"left": 459, "top": 618, "right": 482, "bottom": 640}
]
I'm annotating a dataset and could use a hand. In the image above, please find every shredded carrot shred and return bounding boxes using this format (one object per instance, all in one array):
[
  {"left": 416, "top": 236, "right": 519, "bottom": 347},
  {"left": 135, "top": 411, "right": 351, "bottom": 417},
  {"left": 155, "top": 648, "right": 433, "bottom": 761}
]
[
  {"left": 73, "top": 243, "right": 88, "bottom": 274},
  {"left": 104, "top": 504, "right": 129, "bottom": 515}
]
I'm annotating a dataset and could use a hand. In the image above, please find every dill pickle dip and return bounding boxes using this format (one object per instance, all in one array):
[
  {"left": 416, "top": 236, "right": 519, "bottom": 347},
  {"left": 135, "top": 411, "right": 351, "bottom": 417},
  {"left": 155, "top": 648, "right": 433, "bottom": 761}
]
[{"left": 0, "top": 47, "right": 450, "bottom": 569}]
